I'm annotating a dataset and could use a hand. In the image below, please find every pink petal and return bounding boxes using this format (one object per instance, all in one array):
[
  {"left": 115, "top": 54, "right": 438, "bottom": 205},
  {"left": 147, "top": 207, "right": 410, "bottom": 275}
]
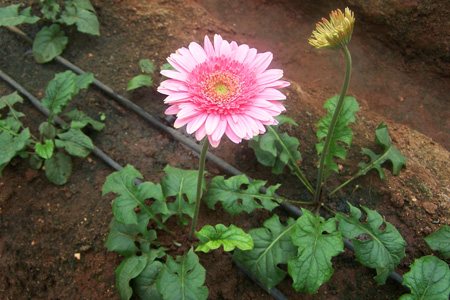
[
  {"left": 189, "top": 42, "right": 207, "bottom": 64},
  {"left": 241, "top": 115, "right": 259, "bottom": 135},
  {"left": 226, "top": 115, "right": 246, "bottom": 138},
  {"left": 165, "top": 105, "right": 180, "bottom": 115},
  {"left": 244, "top": 106, "right": 273, "bottom": 121},
  {"left": 161, "top": 70, "right": 188, "bottom": 81},
  {"left": 256, "top": 88, "right": 286, "bottom": 100},
  {"left": 167, "top": 55, "right": 190, "bottom": 73},
  {"left": 211, "top": 118, "right": 227, "bottom": 141},
  {"left": 195, "top": 123, "right": 206, "bottom": 140},
  {"left": 164, "top": 92, "right": 191, "bottom": 104},
  {"left": 204, "top": 36, "right": 215, "bottom": 57},
  {"left": 186, "top": 113, "right": 207, "bottom": 134},
  {"left": 214, "top": 35, "right": 223, "bottom": 56},
  {"left": 243, "top": 48, "right": 257, "bottom": 65},
  {"left": 249, "top": 52, "right": 273, "bottom": 74},
  {"left": 208, "top": 135, "right": 221, "bottom": 147},
  {"left": 224, "top": 126, "right": 242, "bottom": 144},
  {"left": 177, "top": 105, "right": 200, "bottom": 119},
  {"left": 205, "top": 114, "right": 220, "bottom": 135},
  {"left": 174, "top": 115, "right": 195, "bottom": 128},
  {"left": 177, "top": 47, "right": 198, "bottom": 70},
  {"left": 264, "top": 79, "right": 290, "bottom": 89},
  {"left": 234, "top": 44, "right": 249, "bottom": 63},
  {"left": 220, "top": 40, "right": 231, "bottom": 57},
  {"left": 159, "top": 79, "right": 188, "bottom": 93},
  {"left": 256, "top": 69, "right": 284, "bottom": 85}
]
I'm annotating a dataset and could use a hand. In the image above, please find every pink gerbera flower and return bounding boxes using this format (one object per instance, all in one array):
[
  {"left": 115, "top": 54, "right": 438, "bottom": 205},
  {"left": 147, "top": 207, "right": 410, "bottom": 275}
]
[{"left": 158, "top": 34, "right": 290, "bottom": 147}]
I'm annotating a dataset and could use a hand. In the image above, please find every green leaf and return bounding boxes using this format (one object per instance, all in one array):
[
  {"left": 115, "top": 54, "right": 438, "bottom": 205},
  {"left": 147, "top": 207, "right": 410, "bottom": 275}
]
[
  {"left": 316, "top": 95, "right": 359, "bottom": 179},
  {"left": 33, "top": 24, "right": 68, "bottom": 63},
  {"left": 29, "top": 154, "right": 44, "bottom": 170},
  {"left": 161, "top": 165, "right": 204, "bottom": 225},
  {"left": 399, "top": 255, "right": 450, "bottom": 300},
  {"left": 249, "top": 115, "right": 301, "bottom": 174},
  {"left": 139, "top": 59, "right": 155, "bottom": 74},
  {"left": 42, "top": 70, "right": 76, "bottom": 115},
  {"left": 35, "top": 139, "right": 54, "bottom": 159},
  {"left": 102, "top": 165, "right": 169, "bottom": 229},
  {"left": 115, "top": 255, "right": 147, "bottom": 300},
  {"left": 126, "top": 75, "right": 153, "bottom": 91},
  {"left": 359, "top": 122, "right": 407, "bottom": 179},
  {"left": 195, "top": 224, "right": 254, "bottom": 253},
  {"left": 40, "top": 0, "right": 60, "bottom": 21},
  {"left": 204, "top": 174, "right": 280, "bottom": 215},
  {"left": 133, "top": 260, "right": 163, "bottom": 300},
  {"left": 60, "top": 6, "right": 99, "bottom": 35},
  {"left": 73, "top": 72, "right": 94, "bottom": 94},
  {"left": 44, "top": 151, "right": 72, "bottom": 185},
  {"left": 105, "top": 216, "right": 157, "bottom": 256},
  {"left": 161, "top": 63, "right": 175, "bottom": 71},
  {"left": 72, "top": 0, "right": 96, "bottom": 12},
  {"left": 39, "top": 122, "right": 57, "bottom": 140},
  {"left": 233, "top": 215, "right": 297, "bottom": 289},
  {"left": 0, "top": 91, "right": 23, "bottom": 109},
  {"left": 65, "top": 109, "right": 105, "bottom": 131},
  {"left": 55, "top": 128, "right": 93, "bottom": 157},
  {"left": 156, "top": 248, "right": 208, "bottom": 300},
  {"left": 0, "top": 92, "right": 26, "bottom": 132},
  {"left": 424, "top": 225, "right": 450, "bottom": 259},
  {"left": 0, "top": 128, "right": 31, "bottom": 166},
  {"left": 337, "top": 203, "right": 407, "bottom": 284},
  {"left": 0, "top": 4, "right": 40, "bottom": 27},
  {"left": 288, "top": 209, "right": 344, "bottom": 294}
]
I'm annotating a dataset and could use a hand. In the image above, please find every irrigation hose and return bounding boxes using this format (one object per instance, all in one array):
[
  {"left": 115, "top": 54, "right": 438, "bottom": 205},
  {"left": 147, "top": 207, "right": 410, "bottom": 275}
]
[
  {"left": 3, "top": 27, "right": 405, "bottom": 287},
  {"left": 0, "top": 68, "right": 287, "bottom": 300}
]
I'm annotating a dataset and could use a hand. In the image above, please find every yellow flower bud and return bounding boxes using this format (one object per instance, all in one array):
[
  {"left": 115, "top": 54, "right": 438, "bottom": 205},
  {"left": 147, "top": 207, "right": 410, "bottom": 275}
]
[{"left": 309, "top": 7, "right": 355, "bottom": 50}]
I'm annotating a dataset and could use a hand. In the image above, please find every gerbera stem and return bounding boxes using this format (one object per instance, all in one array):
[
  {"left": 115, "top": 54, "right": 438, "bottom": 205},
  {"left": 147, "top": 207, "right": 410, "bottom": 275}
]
[
  {"left": 314, "top": 46, "right": 352, "bottom": 202},
  {"left": 188, "top": 138, "right": 210, "bottom": 241}
]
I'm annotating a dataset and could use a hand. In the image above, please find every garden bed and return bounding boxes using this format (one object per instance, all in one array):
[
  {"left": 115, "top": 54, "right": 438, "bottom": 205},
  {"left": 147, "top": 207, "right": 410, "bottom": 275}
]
[{"left": 1, "top": 0, "right": 449, "bottom": 299}]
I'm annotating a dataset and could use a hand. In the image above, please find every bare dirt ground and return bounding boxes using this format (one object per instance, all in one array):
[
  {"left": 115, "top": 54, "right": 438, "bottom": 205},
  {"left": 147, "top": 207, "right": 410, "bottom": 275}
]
[{"left": 1, "top": 0, "right": 449, "bottom": 299}]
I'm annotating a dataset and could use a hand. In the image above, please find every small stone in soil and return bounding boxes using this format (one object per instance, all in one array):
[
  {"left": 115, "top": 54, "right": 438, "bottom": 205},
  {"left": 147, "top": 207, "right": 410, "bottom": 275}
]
[{"left": 422, "top": 202, "right": 437, "bottom": 214}]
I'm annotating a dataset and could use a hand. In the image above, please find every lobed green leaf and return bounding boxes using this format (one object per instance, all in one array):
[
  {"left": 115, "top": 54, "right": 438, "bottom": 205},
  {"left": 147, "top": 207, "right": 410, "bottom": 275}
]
[
  {"left": 133, "top": 260, "right": 163, "bottom": 300},
  {"left": 102, "top": 165, "right": 169, "bottom": 228},
  {"left": 249, "top": 115, "right": 301, "bottom": 174},
  {"left": 65, "top": 109, "right": 105, "bottom": 131},
  {"left": 156, "top": 248, "right": 208, "bottom": 300},
  {"left": 195, "top": 224, "right": 254, "bottom": 253},
  {"left": 337, "top": 203, "right": 407, "bottom": 284},
  {"left": 424, "top": 225, "right": 450, "bottom": 259},
  {"left": 161, "top": 165, "right": 204, "bottom": 225},
  {"left": 60, "top": 4, "right": 99, "bottom": 35},
  {"left": 204, "top": 174, "right": 280, "bottom": 215},
  {"left": 316, "top": 95, "right": 359, "bottom": 179},
  {"left": 359, "top": 122, "right": 407, "bottom": 179},
  {"left": 399, "top": 255, "right": 450, "bottom": 300},
  {"left": 115, "top": 255, "right": 147, "bottom": 300},
  {"left": 0, "top": 4, "right": 40, "bottom": 27},
  {"left": 288, "top": 209, "right": 344, "bottom": 294},
  {"left": 55, "top": 128, "right": 93, "bottom": 157},
  {"left": 233, "top": 215, "right": 297, "bottom": 289},
  {"left": 0, "top": 128, "right": 31, "bottom": 166},
  {"left": 139, "top": 59, "right": 155, "bottom": 74}
]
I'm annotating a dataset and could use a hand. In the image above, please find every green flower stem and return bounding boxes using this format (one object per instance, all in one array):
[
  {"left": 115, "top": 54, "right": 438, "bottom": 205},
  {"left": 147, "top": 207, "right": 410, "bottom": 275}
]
[
  {"left": 314, "top": 46, "right": 352, "bottom": 202},
  {"left": 279, "top": 198, "right": 316, "bottom": 205},
  {"left": 328, "top": 145, "right": 392, "bottom": 196},
  {"left": 188, "top": 138, "right": 210, "bottom": 241}
]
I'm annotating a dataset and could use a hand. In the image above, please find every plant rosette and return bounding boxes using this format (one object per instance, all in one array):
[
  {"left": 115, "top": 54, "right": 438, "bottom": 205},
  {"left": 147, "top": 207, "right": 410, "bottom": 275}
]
[{"left": 103, "top": 8, "right": 449, "bottom": 300}]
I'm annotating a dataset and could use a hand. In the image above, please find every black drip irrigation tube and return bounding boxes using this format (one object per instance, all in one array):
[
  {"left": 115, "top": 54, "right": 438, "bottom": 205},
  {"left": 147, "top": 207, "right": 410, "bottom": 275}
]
[{"left": 1, "top": 26, "right": 405, "bottom": 297}]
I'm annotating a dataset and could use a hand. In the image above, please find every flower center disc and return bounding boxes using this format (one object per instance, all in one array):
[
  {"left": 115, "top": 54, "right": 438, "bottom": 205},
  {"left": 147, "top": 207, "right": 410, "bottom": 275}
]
[{"left": 215, "top": 83, "right": 228, "bottom": 95}]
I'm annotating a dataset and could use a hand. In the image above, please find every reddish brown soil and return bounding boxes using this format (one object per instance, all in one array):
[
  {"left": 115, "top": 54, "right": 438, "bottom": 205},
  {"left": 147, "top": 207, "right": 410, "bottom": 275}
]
[{"left": 1, "top": 0, "right": 449, "bottom": 299}]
